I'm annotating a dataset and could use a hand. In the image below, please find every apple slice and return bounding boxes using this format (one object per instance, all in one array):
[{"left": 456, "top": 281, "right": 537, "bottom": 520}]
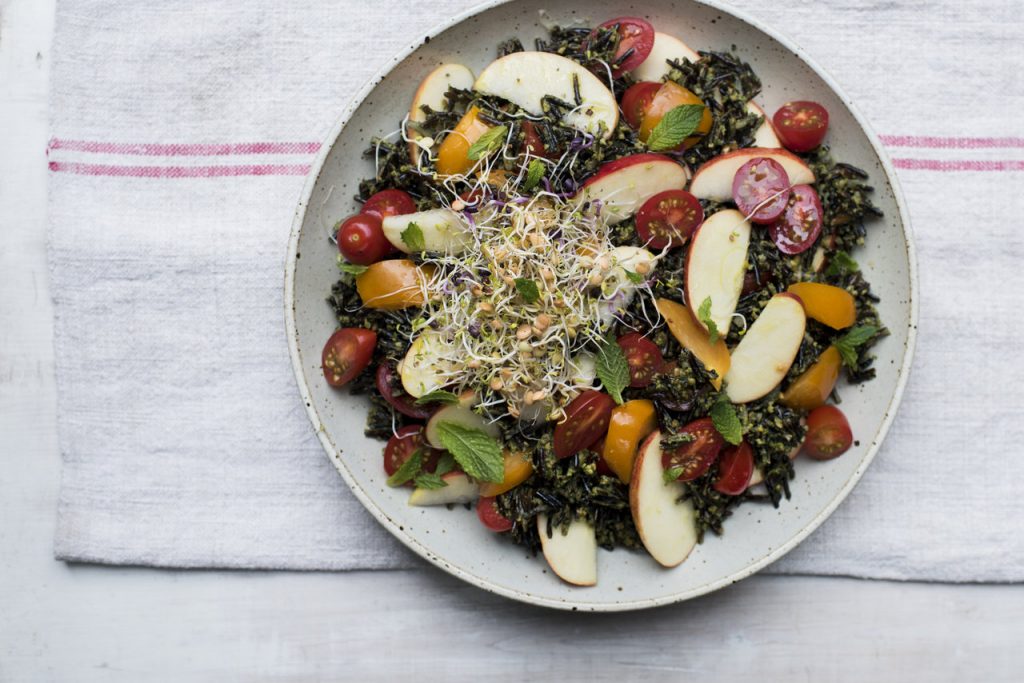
[
  {"left": 399, "top": 331, "right": 453, "bottom": 398},
  {"left": 746, "top": 101, "right": 782, "bottom": 148},
  {"left": 725, "top": 293, "right": 807, "bottom": 403},
  {"left": 536, "top": 514, "right": 597, "bottom": 586},
  {"left": 629, "top": 431, "right": 698, "bottom": 567},
  {"left": 425, "top": 397, "right": 501, "bottom": 449},
  {"left": 408, "top": 472, "right": 480, "bottom": 506},
  {"left": 689, "top": 148, "right": 815, "bottom": 201},
  {"left": 632, "top": 31, "right": 700, "bottom": 82},
  {"left": 407, "top": 64, "right": 475, "bottom": 162},
  {"left": 685, "top": 209, "right": 751, "bottom": 337},
  {"left": 655, "top": 298, "right": 730, "bottom": 390},
  {"left": 474, "top": 52, "right": 618, "bottom": 138},
  {"left": 382, "top": 208, "right": 473, "bottom": 255},
  {"left": 576, "top": 153, "right": 690, "bottom": 225}
]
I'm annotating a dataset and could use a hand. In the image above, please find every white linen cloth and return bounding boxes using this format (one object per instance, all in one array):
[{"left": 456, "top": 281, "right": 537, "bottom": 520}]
[{"left": 50, "top": 0, "right": 1024, "bottom": 581}]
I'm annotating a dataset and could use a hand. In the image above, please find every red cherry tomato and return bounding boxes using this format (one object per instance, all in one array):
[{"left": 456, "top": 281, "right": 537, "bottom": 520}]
[
  {"left": 322, "top": 327, "right": 376, "bottom": 388},
  {"left": 383, "top": 425, "right": 440, "bottom": 481},
  {"left": 620, "top": 81, "right": 661, "bottom": 129},
  {"left": 661, "top": 417, "right": 726, "bottom": 482},
  {"left": 713, "top": 441, "right": 755, "bottom": 495},
  {"left": 617, "top": 333, "right": 665, "bottom": 388},
  {"left": 804, "top": 405, "right": 853, "bottom": 460},
  {"left": 477, "top": 496, "right": 513, "bottom": 532},
  {"left": 520, "top": 120, "right": 549, "bottom": 158},
  {"left": 362, "top": 189, "right": 417, "bottom": 220},
  {"left": 773, "top": 101, "right": 830, "bottom": 153},
  {"left": 769, "top": 184, "right": 823, "bottom": 255},
  {"left": 732, "top": 157, "right": 791, "bottom": 224},
  {"left": 591, "top": 437, "right": 616, "bottom": 476},
  {"left": 554, "top": 390, "right": 616, "bottom": 459},
  {"left": 636, "top": 190, "right": 704, "bottom": 249},
  {"left": 375, "top": 363, "right": 433, "bottom": 419},
  {"left": 337, "top": 214, "right": 391, "bottom": 266},
  {"left": 594, "top": 17, "right": 655, "bottom": 77}
]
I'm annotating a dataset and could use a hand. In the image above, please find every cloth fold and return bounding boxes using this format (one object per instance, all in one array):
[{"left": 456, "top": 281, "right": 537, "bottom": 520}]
[{"left": 51, "top": 0, "right": 1024, "bottom": 581}]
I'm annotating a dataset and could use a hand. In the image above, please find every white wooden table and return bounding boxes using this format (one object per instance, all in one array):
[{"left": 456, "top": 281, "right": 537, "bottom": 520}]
[{"left": 1, "top": 2, "right": 1021, "bottom": 680}]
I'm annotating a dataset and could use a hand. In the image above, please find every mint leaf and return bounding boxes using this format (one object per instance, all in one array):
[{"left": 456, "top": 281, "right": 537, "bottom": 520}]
[
  {"left": 523, "top": 158, "right": 545, "bottom": 190},
  {"left": 433, "top": 452, "right": 456, "bottom": 477},
  {"left": 663, "top": 465, "right": 685, "bottom": 484},
  {"left": 646, "top": 105, "right": 705, "bottom": 152},
  {"left": 595, "top": 334, "right": 630, "bottom": 405},
  {"left": 435, "top": 422, "right": 504, "bottom": 482},
  {"left": 338, "top": 261, "right": 368, "bottom": 276},
  {"left": 514, "top": 278, "right": 540, "bottom": 304},
  {"left": 414, "top": 390, "right": 461, "bottom": 406},
  {"left": 467, "top": 125, "right": 508, "bottom": 160},
  {"left": 413, "top": 472, "right": 448, "bottom": 490},
  {"left": 623, "top": 269, "right": 644, "bottom": 284},
  {"left": 825, "top": 250, "right": 859, "bottom": 277},
  {"left": 833, "top": 325, "right": 881, "bottom": 368},
  {"left": 697, "top": 296, "right": 720, "bottom": 344},
  {"left": 400, "top": 222, "right": 426, "bottom": 252},
  {"left": 386, "top": 449, "right": 423, "bottom": 487},
  {"left": 710, "top": 394, "right": 743, "bottom": 445}
]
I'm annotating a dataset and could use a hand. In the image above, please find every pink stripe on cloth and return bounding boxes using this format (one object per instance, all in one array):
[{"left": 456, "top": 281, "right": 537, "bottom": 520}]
[
  {"left": 892, "top": 158, "right": 1024, "bottom": 172},
  {"left": 48, "top": 161, "right": 311, "bottom": 178},
  {"left": 881, "top": 135, "right": 1024, "bottom": 149},
  {"left": 48, "top": 138, "right": 321, "bottom": 156}
]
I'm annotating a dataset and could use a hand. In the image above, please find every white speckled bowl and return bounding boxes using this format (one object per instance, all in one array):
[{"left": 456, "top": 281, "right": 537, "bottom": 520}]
[{"left": 285, "top": 0, "right": 917, "bottom": 611}]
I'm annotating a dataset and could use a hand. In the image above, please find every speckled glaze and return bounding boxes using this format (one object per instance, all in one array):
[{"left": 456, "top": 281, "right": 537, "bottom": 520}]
[{"left": 284, "top": 0, "right": 917, "bottom": 611}]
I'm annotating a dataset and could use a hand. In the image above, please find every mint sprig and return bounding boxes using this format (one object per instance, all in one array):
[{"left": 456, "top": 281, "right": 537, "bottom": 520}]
[
  {"left": 523, "top": 158, "right": 546, "bottom": 190},
  {"left": 435, "top": 421, "right": 504, "bottom": 482},
  {"left": 386, "top": 449, "right": 423, "bottom": 487},
  {"left": 710, "top": 394, "right": 743, "bottom": 445},
  {"left": 467, "top": 125, "right": 508, "bottom": 161},
  {"left": 646, "top": 105, "right": 705, "bottom": 152},
  {"left": 833, "top": 325, "right": 881, "bottom": 368},
  {"left": 338, "top": 261, "right": 368, "bottom": 276},
  {"left": 595, "top": 334, "right": 630, "bottom": 405},
  {"left": 414, "top": 390, "right": 461, "bottom": 406},
  {"left": 514, "top": 278, "right": 540, "bottom": 304},
  {"left": 697, "top": 296, "right": 720, "bottom": 344},
  {"left": 401, "top": 222, "right": 426, "bottom": 252},
  {"left": 825, "top": 250, "right": 859, "bottom": 277},
  {"left": 413, "top": 472, "right": 447, "bottom": 490}
]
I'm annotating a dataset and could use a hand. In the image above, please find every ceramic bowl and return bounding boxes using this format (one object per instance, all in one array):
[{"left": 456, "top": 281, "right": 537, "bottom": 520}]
[{"left": 285, "top": 0, "right": 917, "bottom": 611}]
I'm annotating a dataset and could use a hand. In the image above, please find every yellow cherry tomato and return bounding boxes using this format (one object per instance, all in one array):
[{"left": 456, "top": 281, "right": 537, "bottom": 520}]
[
  {"left": 781, "top": 346, "right": 842, "bottom": 411},
  {"left": 787, "top": 282, "right": 857, "bottom": 330},
  {"left": 602, "top": 399, "right": 658, "bottom": 483},
  {"left": 355, "top": 259, "right": 435, "bottom": 310},
  {"left": 638, "top": 82, "right": 713, "bottom": 150},
  {"left": 478, "top": 450, "right": 534, "bottom": 497},
  {"left": 436, "top": 106, "right": 492, "bottom": 177}
]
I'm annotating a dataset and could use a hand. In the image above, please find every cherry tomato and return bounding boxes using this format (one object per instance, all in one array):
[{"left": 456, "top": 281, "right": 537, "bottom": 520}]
[
  {"left": 375, "top": 363, "right": 432, "bottom": 419},
  {"left": 554, "top": 390, "right": 616, "bottom": 459},
  {"left": 337, "top": 214, "right": 391, "bottom": 266},
  {"left": 477, "top": 496, "right": 513, "bottom": 532},
  {"left": 661, "top": 417, "right": 726, "bottom": 482},
  {"left": 593, "top": 17, "right": 655, "bottom": 77},
  {"left": 383, "top": 425, "right": 441, "bottom": 481},
  {"left": 773, "top": 101, "right": 829, "bottom": 153},
  {"left": 520, "top": 120, "right": 548, "bottom": 158},
  {"left": 617, "top": 333, "right": 665, "bottom": 388},
  {"left": 804, "top": 405, "right": 853, "bottom": 460},
  {"left": 770, "top": 184, "right": 823, "bottom": 255},
  {"left": 636, "top": 190, "right": 704, "bottom": 249},
  {"left": 732, "top": 157, "right": 791, "bottom": 224},
  {"left": 592, "top": 438, "right": 616, "bottom": 476},
  {"left": 322, "top": 327, "right": 376, "bottom": 388},
  {"left": 621, "top": 81, "right": 661, "bottom": 129},
  {"left": 713, "top": 441, "right": 755, "bottom": 495},
  {"left": 362, "top": 189, "right": 416, "bottom": 220}
]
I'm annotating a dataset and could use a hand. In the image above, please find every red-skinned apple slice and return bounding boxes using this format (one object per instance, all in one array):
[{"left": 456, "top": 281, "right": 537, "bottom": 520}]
[
  {"left": 690, "top": 148, "right": 814, "bottom": 201},
  {"left": 536, "top": 514, "right": 597, "bottom": 586},
  {"left": 577, "top": 153, "right": 690, "bottom": 225},
  {"left": 407, "top": 64, "right": 475, "bottom": 163},
  {"left": 746, "top": 102, "right": 782, "bottom": 148},
  {"left": 632, "top": 31, "right": 700, "bottom": 82},
  {"left": 629, "top": 430, "right": 698, "bottom": 567},
  {"left": 725, "top": 293, "right": 807, "bottom": 403},
  {"left": 685, "top": 209, "right": 751, "bottom": 337},
  {"left": 407, "top": 472, "right": 480, "bottom": 506}
]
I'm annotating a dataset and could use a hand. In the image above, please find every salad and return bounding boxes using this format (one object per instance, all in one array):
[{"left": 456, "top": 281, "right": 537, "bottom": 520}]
[{"left": 320, "top": 17, "right": 885, "bottom": 586}]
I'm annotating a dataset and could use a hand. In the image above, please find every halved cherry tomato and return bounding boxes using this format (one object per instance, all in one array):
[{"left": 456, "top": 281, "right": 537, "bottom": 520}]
[
  {"left": 770, "top": 184, "right": 823, "bottom": 255},
  {"left": 617, "top": 332, "right": 666, "bottom": 388},
  {"left": 375, "top": 363, "right": 432, "bottom": 419},
  {"left": 661, "top": 417, "right": 726, "bottom": 482},
  {"left": 638, "top": 82, "right": 713, "bottom": 150},
  {"left": 593, "top": 17, "right": 655, "bottom": 77},
  {"left": 713, "top": 441, "right": 755, "bottom": 495},
  {"left": 787, "top": 282, "right": 857, "bottom": 330},
  {"left": 436, "top": 106, "right": 492, "bottom": 176},
  {"left": 383, "top": 425, "right": 440, "bottom": 481},
  {"left": 362, "top": 189, "right": 416, "bottom": 221},
  {"left": 478, "top": 450, "right": 534, "bottom": 497},
  {"left": 322, "top": 327, "right": 376, "bottom": 388},
  {"left": 732, "top": 157, "right": 791, "bottom": 224},
  {"left": 520, "top": 120, "right": 548, "bottom": 158},
  {"left": 636, "top": 190, "right": 703, "bottom": 249},
  {"left": 621, "top": 81, "right": 662, "bottom": 129},
  {"left": 355, "top": 259, "right": 434, "bottom": 310},
  {"left": 773, "top": 101, "right": 829, "bottom": 153},
  {"left": 337, "top": 213, "right": 391, "bottom": 266},
  {"left": 477, "top": 496, "right": 513, "bottom": 532},
  {"left": 554, "top": 390, "right": 616, "bottom": 459},
  {"left": 781, "top": 346, "right": 842, "bottom": 411},
  {"left": 602, "top": 399, "right": 657, "bottom": 483},
  {"left": 804, "top": 405, "right": 853, "bottom": 460},
  {"left": 592, "top": 438, "right": 615, "bottom": 476}
]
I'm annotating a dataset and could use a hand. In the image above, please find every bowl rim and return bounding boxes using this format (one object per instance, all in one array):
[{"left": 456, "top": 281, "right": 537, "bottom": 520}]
[{"left": 284, "top": 0, "right": 919, "bottom": 611}]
